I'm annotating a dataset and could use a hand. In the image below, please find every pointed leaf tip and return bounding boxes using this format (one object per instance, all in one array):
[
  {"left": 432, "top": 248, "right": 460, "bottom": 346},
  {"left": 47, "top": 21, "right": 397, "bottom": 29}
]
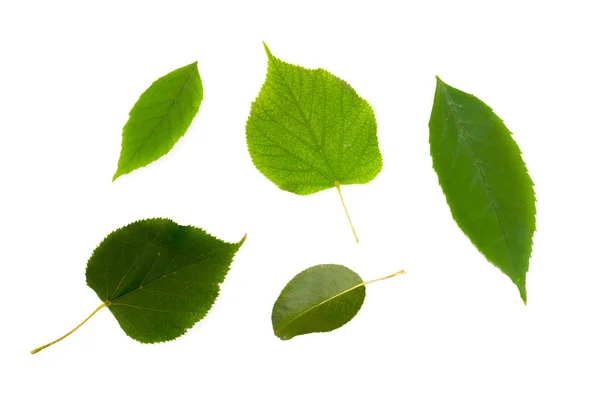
[
  {"left": 518, "top": 282, "right": 527, "bottom": 305},
  {"left": 435, "top": 76, "right": 447, "bottom": 88},
  {"left": 262, "top": 42, "right": 273, "bottom": 58}
]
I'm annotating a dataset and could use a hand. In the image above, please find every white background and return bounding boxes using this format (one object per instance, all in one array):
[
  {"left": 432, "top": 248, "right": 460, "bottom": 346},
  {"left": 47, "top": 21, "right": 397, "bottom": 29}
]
[{"left": 1, "top": 0, "right": 599, "bottom": 399}]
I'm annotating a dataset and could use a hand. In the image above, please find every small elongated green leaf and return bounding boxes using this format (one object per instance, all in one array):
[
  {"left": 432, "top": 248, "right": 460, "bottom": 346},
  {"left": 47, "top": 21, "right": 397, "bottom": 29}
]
[
  {"left": 246, "top": 44, "right": 382, "bottom": 242},
  {"left": 31, "top": 219, "right": 244, "bottom": 353},
  {"left": 428, "top": 77, "right": 536, "bottom": 303},
  {"left": 272, "top": 264, "right": 404, "bottom": 340},
  {"left": 113, "top": 62, "right": 203, "bottom": 181}
]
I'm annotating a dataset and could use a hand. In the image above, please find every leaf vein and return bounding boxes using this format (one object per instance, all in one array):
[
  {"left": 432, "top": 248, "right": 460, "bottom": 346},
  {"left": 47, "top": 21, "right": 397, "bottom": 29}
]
[{"left": 443, "top": 91, "right": 516, "bottom": 268}]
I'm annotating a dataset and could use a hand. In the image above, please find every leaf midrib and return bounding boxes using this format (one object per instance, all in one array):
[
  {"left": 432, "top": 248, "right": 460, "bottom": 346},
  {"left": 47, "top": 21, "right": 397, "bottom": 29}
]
[
  {"left": 440, "top": 86, "right": 516, "bottom": 269},
  {"left": 106, "top": 228, "right": 227, "bottom": 306},
  {"left": 276, "top": 280, "right": 364, "bottom": 334},
  {"left": 269, "top": 57, "right": 338, "bottom": 183},
  {"left": 253, "top": 111, "right": 335, "bottom": 184},
  {"left": 109, "top": 252, "right": 216, "bottom": 305}
]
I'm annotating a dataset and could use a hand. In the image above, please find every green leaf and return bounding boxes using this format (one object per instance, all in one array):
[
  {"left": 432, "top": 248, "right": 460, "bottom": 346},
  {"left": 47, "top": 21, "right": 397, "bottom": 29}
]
[
  {"left": 428, "top": 77, "right": 536, "bottom": 303},
  {"left": 31, "top": 218, "right": 245, "bottom": 354},
  {"left": 272, "top": 264, "right": 404, "bottom": 340},
  {"left": 246, "top": 43, "right": 382, "bottom": 242},
  {"left": 113, "top": 62, "right": 203, "bottom": 181}
]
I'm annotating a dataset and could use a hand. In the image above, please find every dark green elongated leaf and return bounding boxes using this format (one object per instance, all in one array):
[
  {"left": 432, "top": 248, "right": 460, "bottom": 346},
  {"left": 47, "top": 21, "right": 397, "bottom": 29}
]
[
  {"left": 428, "top": 77, "right": 536, "bottom": 303},
  {"left": 31, "top": 218, "right": 245, "bottom": 354},
  {"left": 113, "top": 62, "right": 203, "bottom": 181},
  {"left": 246, "top": 43, "right": 382, "bottom": 242},
  {"left": 272, "top": 264, "right": 404, "bottom": 340}
]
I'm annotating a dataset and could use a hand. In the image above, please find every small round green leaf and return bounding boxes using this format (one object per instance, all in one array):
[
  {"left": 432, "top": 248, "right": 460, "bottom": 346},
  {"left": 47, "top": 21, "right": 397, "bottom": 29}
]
[{"left": 272, "top": 264, "right": 366, "bottom": 340}]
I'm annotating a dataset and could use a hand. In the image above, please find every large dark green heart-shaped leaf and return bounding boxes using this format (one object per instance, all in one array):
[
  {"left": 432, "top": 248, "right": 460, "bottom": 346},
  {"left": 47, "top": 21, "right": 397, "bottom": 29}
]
[
  {"left": 429, "top": 77, "right": 536, "bottom": 303},
  {"left": 113, "top": 62, "right": 203, "bottom": 181},
  {"left": 31, "top": 218, "right": 245, "bottom": 354},
  {"left": 272, "top": 264, "right": 404, "bottom": 340},
  {"left": 246, "top": 44, "right": 382, "bottom": 242}
]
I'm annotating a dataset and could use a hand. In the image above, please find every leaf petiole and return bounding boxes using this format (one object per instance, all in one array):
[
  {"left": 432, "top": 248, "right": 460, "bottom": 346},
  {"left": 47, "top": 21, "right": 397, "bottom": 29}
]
[
  {"left": 31, "top": 302, "right": 109, "bottom": 355},
  {"left": 335, "top": 182, "right": 359, "bottom": 243},
  {"left": 363, "top": 269, "right": 406, "bottom": 286}
]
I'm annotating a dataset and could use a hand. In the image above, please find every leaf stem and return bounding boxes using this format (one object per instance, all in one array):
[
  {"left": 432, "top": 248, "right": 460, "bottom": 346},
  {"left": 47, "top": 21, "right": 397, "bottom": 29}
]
[
  {"left": 363, "top": 270, "right": 406, "bottom": 286},
  {"left": 335, "top": 183, "right": 359, "bottom": 243},
  {"left": 31, "top": 302, "right": 109, "bottom": 354}
]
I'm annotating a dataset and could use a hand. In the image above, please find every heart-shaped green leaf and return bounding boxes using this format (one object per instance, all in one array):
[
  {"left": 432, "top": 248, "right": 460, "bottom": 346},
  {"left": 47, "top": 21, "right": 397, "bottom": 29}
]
[
  {"left": 428, "top": 77, "right": 536, "bottom": 303},
  {"left": 246, "top": 44, "right": 382, "bottom": 242},
  {"left": 113, "top": 62, "right": 203, "bottom": 181},
  {"left": 272, "top": 264, "right": 404, "bottom": 340},
  {"left": 32, "top": 218, "right": 245, "bottom": 354}
]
